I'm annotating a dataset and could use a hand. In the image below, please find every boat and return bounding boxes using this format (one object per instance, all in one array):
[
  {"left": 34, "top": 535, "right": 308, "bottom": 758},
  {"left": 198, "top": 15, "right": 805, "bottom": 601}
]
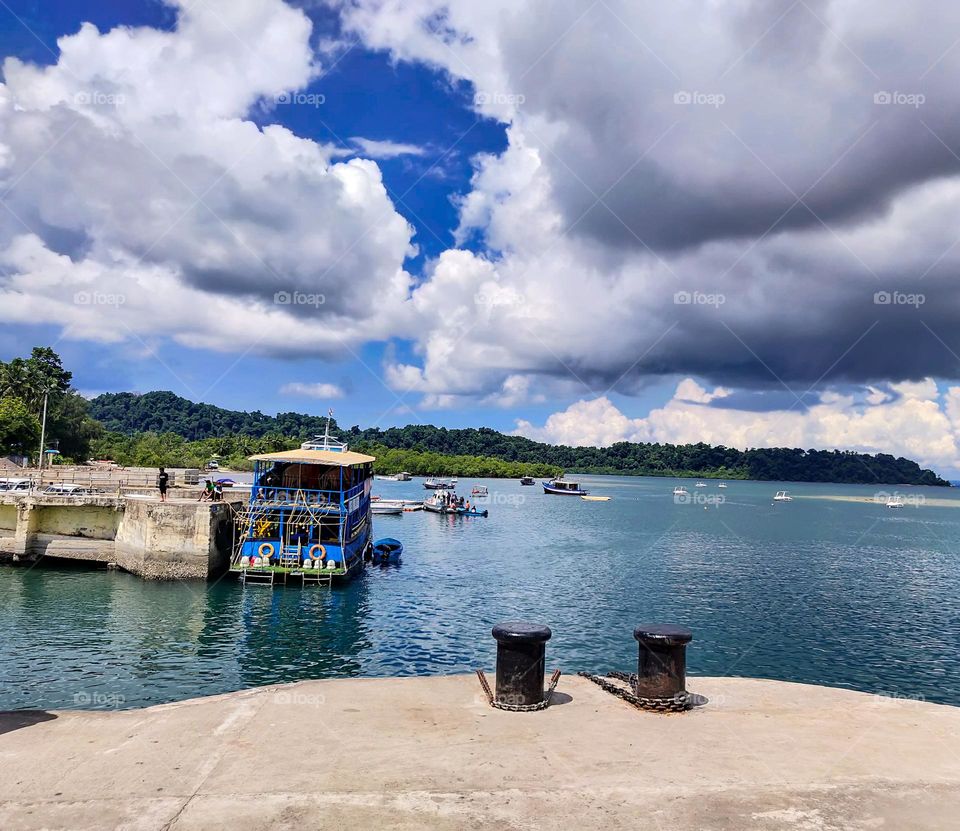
[
  {"left": 886, "top": 495, "right": 904, "bottom": 509},
  {"left": 423, "top": 489, "right": 460, "bottom": 513},
  {"left": 371, "top": 537, "right": 403, "bottom": 563},
  {"left": 423, "top": 490, "right": 488, "bottom": 516},
  {"left": 229, "top": 413, "right": 377, "bottom": 585},
  {"left": 581, "top": 495, "right": 611, "bottom": 502},
  {"left": 424, "top": 477, "right": 457, "bottom": 490},
  {"left": 543, "top": 477, "right": 589, "bottom": 496},
  {"left": 471, "top": 485, "right": 489, "bottom": 497},
  {"left": 402, "top": 503, "right": 424, "bottom": 512},
  {"left": 519, "top": 476, "right": 535, "bottom": 486},
  {"left": 673, "top": 486, "right": 688, "bottom": 496},
  {"left": 376, "top": 472, "right": 413, "bottom": 482},
  {"left": 718, "top": 483, "right": 728, "bottom": 488},
  {"left": 695, "top": 482, "right": 707, "bottom": 488},
  {"left": 371, "top": 502, "right": 403, "bottom": 515},
  {"left": 773, "top": 491, "right": 793, "bottom": 502}
]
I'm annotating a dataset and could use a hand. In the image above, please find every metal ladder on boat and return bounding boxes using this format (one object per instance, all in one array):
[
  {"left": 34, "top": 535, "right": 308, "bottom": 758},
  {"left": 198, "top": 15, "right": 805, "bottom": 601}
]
[{"left": 240, "top": 568, "right": 275, "bottom": 586}]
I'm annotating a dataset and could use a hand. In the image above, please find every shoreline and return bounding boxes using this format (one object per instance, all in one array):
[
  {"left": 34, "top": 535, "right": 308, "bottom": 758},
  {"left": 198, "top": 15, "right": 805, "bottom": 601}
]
[{"left": 1, "top": 673, "right": 958, "bottom": 830}]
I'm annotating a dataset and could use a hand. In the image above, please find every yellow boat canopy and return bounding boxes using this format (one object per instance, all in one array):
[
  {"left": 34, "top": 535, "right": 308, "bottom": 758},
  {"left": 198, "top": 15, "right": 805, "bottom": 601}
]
[{"left": 248, "top": 449, "right": 376, "bottom": 467}]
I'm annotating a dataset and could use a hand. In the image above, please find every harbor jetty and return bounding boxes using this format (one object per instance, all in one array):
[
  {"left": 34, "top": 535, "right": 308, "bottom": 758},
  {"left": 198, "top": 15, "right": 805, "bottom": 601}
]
[
  {"left": 0, "top": 486, "right": 239, "bottom": 579},
  {"left": 1, "top": 674, "right": 958, "bottom": 829}
]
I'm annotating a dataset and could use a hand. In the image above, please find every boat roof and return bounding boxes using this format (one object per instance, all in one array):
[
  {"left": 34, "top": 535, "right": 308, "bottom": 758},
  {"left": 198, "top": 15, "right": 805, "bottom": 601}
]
[{"left": 248, "top": 449, "right": 376, "bottom": 467}]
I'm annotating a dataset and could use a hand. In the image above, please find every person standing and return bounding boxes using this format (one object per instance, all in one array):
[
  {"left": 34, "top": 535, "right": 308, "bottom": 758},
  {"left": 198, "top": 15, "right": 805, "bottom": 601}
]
[{"left": 158, "top": 467, "right": 169, "bottom": 502}]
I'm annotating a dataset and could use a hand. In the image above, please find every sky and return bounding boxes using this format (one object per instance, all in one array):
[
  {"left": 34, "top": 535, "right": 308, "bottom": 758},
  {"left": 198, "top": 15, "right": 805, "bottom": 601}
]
[{"left": 2, "top": 1, "right": 960, "bottom": 472}]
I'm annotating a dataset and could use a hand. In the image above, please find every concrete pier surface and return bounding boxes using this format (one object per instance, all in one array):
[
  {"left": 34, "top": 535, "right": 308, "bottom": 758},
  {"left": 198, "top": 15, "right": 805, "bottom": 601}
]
[{"left": 2, "top": 675, "right": 959, "bottom": 830}]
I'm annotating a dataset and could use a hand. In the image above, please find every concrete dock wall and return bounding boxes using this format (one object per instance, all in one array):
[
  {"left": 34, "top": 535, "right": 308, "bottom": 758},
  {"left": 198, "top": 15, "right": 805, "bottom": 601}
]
[{"left": 0, "top": 494, "right": 237, "bottom": 580}]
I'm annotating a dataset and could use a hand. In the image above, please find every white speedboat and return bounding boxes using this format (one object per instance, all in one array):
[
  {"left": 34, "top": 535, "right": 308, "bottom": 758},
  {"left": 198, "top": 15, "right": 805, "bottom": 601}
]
[
  {"left": 424, "top": 477, "right": 456, "bottom": 490},
  {"left": 423, "top": 489, "right": 460, "bottom": 513},
  {"left": 717, "top": 483, "right": 728, "bottom": 488},
  {"left": 371, "top": 502, "right": 403, "bottom": 515},
  {"left": 695, "top": 482, "right": 707, "bottom": 488},
  {"left": 673, "top": 486, "right": 688, "bottom": 496},
  {"left": 886, "top": 496, "right": 904, "bottom": 509},
  {"left": 773, "top": 491, "right": 793, "bottom": 502}
]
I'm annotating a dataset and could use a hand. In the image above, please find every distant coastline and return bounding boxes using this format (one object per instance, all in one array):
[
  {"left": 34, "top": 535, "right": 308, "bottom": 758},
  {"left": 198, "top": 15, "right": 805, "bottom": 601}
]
[{"left": 87, "top": 391, "right": 949, "bottom": 487}]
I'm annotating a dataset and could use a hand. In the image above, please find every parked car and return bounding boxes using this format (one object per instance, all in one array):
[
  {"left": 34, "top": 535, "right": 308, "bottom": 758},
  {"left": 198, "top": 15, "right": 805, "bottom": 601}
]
[
  {"left": 0, "top": 479, "right": 32, "bottom": 492},
  {"left": 42, "top": 483, "right": 88, "bottom": 496}
]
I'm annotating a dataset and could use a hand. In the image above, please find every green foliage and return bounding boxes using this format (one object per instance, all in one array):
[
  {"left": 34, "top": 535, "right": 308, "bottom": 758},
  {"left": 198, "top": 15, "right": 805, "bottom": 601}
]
[
  {"left": 88, "top": 391, "right": 339, "bottom": 440},
  {"left": 358, "top": 443, "right": 560, "bottom": 479},
  {"left": 90, "top": 431, "right": 302, "bottom": 471},
  {"left": 347, "top": 429, "right": 949, "bottom": 486},
  {"left": 0, "top": 347, "right": 94, "bottom": 462},
  {"left": 0, "top": 397, "right": 41, "bottom": 456},
  {"left": 40, "top": 371, "right": 953, "bottom": 486}
]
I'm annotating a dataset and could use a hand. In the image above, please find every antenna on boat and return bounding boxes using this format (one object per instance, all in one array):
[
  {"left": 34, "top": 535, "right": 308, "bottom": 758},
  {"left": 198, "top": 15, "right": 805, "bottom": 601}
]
[{"left": 323, "top": 408, "right": 333, "bottom": 445}]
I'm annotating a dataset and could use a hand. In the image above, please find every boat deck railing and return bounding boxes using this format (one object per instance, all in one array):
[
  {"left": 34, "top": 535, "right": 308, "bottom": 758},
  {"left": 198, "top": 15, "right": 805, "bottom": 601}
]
[{"left": 251, "top": 483, "right": 365, "bottom": 509}]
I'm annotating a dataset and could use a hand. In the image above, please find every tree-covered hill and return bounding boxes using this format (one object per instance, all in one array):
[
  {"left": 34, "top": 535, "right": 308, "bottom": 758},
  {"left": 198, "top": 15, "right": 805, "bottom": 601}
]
[
  {"left": 86, "top": 390, "right": 949, "bottom": 486},
  {"left": 88, "top": 391, "right": 339, "bottom": 440}
]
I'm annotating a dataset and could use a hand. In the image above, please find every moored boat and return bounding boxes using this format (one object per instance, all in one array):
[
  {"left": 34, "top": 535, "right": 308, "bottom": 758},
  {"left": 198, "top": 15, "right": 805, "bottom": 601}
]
[
  {"left": 371, "top": 502, "right": 403, "bottom": 515},
  {"left": 423, "top": 489, "right": 460, "bottom": 513},
  {"left": 229, "top": 417, "right": 376, "bottom": 586},
  {"left": 519, "top": 476, "right": 535, "bottom": 486},
  {"left": 424, "top": 476, "right": 457, "bottom": 490},
  {"left": 543, "top": 477, "right": 589, "bottom": 496}
]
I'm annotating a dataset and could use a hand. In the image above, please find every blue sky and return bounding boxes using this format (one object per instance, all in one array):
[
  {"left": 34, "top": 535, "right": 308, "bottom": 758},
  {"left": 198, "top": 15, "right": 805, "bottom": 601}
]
[
  {"left": 2, "top": 0, "right": 960, "bottom": 471},
  {"left": 0, "top": 0, "right": 584, "bottom": 431}
]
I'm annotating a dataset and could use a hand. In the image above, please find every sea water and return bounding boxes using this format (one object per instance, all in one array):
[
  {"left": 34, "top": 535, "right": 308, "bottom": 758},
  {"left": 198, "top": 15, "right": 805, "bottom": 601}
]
[{"left": 2, "top": 475, "right": 958, "bottom": 710}]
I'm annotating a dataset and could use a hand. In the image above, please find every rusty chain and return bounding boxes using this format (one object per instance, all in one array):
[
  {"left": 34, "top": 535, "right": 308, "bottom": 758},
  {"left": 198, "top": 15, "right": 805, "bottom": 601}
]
[
  {"left": 475, "top": 668, "right": 562, "bottom": 712},
  {"left": 577, "top": 670, "right": 692, "bottom": 713}
]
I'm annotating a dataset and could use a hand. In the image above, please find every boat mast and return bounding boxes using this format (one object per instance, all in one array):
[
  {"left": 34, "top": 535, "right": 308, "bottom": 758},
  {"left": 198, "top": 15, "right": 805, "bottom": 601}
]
[{"left": 323, "top": 408, "right": 333, "bottom": 449}]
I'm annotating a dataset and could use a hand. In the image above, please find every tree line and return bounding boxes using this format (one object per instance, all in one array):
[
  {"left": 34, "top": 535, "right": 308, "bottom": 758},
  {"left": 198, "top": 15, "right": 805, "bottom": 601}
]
[{"left": 0, "top": 350, "right": 950, "bottom": 485}]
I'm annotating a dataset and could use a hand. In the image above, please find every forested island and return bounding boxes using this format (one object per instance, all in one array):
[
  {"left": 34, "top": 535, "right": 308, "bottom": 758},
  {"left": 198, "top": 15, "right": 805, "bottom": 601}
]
[
  {"left": 86, "top": 390, "right": 949, "bottom": 486},
  {"left": 0, "top": 354, "right": 949, "bottom": 485}
]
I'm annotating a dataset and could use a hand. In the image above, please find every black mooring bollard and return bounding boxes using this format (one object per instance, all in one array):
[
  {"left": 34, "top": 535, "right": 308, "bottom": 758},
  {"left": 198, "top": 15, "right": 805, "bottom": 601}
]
[
  {"left": 633, "top": 624, "right": 693, "bottom": 699},
  {"left": 492, "top": 621, "right": 552, "bottom": 706}
]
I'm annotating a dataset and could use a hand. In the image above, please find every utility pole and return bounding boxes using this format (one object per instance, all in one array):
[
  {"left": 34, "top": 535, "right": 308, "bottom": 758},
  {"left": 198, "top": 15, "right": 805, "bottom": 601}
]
[{"left": 38, "top": 391, "right": 49, "bottom": 483}]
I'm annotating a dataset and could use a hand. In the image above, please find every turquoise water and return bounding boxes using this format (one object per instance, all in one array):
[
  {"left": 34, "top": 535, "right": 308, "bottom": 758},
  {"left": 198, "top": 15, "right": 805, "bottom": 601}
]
[{"left": 2, "top": 475, "right": 959, "bottom": 710}]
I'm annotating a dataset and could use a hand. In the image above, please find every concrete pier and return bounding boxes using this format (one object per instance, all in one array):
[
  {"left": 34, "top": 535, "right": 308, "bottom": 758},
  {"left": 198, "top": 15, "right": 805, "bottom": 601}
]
[
  {"left": 0, "top": 674, "right": 958, "bottom": 830},
  {"left": 0, "top": 493, "right": 237, "bottom": 579}
]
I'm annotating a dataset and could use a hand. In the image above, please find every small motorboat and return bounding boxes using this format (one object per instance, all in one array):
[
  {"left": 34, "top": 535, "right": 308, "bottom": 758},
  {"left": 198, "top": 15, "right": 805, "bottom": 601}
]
[
  {"left": 460, "top": 507, "right": 489, "bottom": 517},
  {"left": 695, "top": 482, "right": 707, "bottom": 488},
  {"left": 673, "top": 486, "right": 688, "bottom": 496},
  {"left": 543, "top": 477, "right": 589, "bottom": 496},
  {"left": 520, "top": 476, "right": 535, "bottom": 486},
  {"left": 718, "top": 483, "right": 728, "bottom": 488},
  {"left": 471, "top": 485, "right": 489, "bottom": 496},
  {"left": 773, "top": 491, "right": 793, "bottom": 502},
  {"left": 581, "top": 495, "right": 611, "bottom": 502},
  {"left": 372, "top": 500, "right": 403, "bottom": 515},
  {"left": 371, "top": 538, "right": 403, "bottom": 563},
  {"left": 886, "top": 496, "right": 904, "bottom": 509},
  {"left": 423, "top": 490, "right": 460, "bottom": 513},
  {"left": 424, "top": 477, "right": 457, "bottom": 490}
]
